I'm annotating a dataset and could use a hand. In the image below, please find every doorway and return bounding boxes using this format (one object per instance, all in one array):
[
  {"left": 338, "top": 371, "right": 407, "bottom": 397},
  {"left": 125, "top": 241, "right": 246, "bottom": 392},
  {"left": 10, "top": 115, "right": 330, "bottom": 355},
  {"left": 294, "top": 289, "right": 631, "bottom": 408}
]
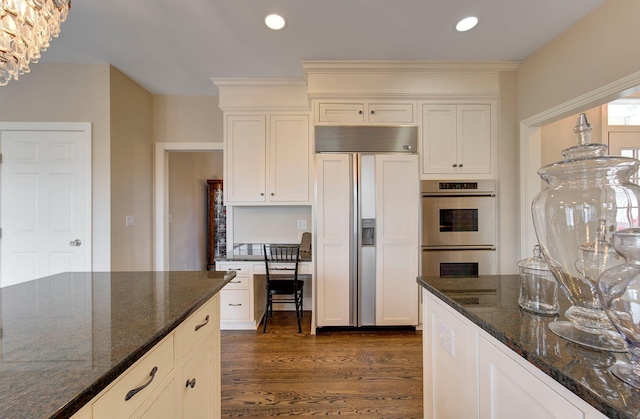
[
  {"left": 154, "top": 142, "right": 223, "bottom": 270},
  {"left": 0, "top": 122, "right": 92, "bottom": 287}
]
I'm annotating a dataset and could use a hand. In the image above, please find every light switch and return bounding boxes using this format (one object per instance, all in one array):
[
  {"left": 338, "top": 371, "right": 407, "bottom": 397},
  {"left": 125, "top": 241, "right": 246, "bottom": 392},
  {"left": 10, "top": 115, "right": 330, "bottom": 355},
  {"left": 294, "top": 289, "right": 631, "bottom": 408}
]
[
  {"left": 297, "top": 220, "right": 307, "bottom": 229},
  {"left": 126, "top": 215, "right": 135, "bottom": 227}
]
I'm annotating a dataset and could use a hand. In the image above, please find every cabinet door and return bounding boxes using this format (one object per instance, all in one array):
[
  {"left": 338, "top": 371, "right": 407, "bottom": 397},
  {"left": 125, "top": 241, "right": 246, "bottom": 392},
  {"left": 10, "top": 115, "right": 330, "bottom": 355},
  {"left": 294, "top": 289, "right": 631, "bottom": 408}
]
[
  {"left": 367, "top": 103, "right": 414, "bottom": 123},
  {"left": 316, "top": 154, "right": 352, "bottom": 327},
  {"left": 478, "top": 336, "right": 585, "bottom": 419},
  {"left": 269, "top": 115, "right": 310, "bottom": 203},
  {"left": 421, "top": 105, "right": 458, "bottom": 174},
  {"left": 182, "top": 332, "right": 218, "bottom": 419},
  {"left": 226, "top": 115, "right": 266, "bottom": 203},
  {"left": 423, "top": 292, "right": 475, "bottom": 419},
  {"left": 318, "top": 103, "right": 365, "bottom": 123},
  {"left": 375, "top": 154, "right": 419, "bottom": 326},
  {"left": 457, "top": 105, "right": 491, "bottom": 174}
]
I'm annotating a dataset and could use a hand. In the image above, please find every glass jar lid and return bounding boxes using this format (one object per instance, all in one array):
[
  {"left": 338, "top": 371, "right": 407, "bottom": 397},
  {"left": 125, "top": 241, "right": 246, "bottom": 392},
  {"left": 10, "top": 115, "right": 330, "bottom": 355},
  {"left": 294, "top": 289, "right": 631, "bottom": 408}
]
[{"left": 518, "top": 245, "right": 551, "bottom": 272}]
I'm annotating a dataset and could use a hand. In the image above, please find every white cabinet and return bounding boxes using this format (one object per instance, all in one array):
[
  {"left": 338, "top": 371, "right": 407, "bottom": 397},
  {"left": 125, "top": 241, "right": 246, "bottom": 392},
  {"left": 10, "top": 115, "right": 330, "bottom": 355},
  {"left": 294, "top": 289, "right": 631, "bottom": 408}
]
[
  {"left": 420, "top": 103, "right": 492, "bottom": 176},
  {"left": 422, "top": 289, "right": 607, "bottom": 419},
  {"left": 181, "top": 332, "right": 219, "bottom": 419},
  {"left": 217, "top": 261, "right": 312, "bottom": 330},
  {"left": 316, "top": 101, "right": 415, "bottom": 124},
  {"left": 78, "top": 294, "right": 222, "bottom": 419},
  {"left": 217, "top": 262, "right": 266, "bottom": 330},
  {"left": 224, "top": 114, "right": 310, "bottom": 205},
  {"left": 477, "top": 336, "right": 586, "bottom": 419},
  {"left": 315, "top": 154, "right": 419, "bottom": 327}
]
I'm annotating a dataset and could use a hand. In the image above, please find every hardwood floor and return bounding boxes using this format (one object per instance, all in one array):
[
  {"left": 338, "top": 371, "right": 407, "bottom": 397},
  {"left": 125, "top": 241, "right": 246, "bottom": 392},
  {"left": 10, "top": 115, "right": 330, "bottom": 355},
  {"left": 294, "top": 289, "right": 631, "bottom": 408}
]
[{"left": 220, "top": 311, "right": 423, "bottom": 418}]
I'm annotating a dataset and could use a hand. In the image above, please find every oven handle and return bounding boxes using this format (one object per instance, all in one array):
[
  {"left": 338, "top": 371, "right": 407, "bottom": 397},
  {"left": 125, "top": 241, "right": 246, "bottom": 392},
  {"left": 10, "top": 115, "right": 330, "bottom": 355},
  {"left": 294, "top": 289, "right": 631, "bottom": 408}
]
[
  {"left": 422, "top": 246, "right": 496, "bottom": 251},
  {"left": 421, "top": 193, "right": 495, "bottom": 198}
]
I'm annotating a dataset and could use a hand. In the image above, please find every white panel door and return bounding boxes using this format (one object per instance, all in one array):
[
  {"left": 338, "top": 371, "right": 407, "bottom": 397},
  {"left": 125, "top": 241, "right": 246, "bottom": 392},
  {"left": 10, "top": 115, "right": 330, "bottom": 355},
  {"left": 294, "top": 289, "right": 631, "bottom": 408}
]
[
  {"left": 421, "top": 105, "right": 457, "bottom": 174},
  {"left": 375, "top": 154, "right": 419, "bottom": 325},
  {"left": 269, "top": 115, "right": 310, "bottom": 202},
  {"left": 0, "top": 124, "right": 91, "bottom": 286},
  {"left": 458, "top": 104, "right": 491, "bottom": 174},
  {"left": 225, "top": 115, "right": 266, "bottom": 203},
  {"left": 316, "top": 154, "right": 352, "bottom": 327}
]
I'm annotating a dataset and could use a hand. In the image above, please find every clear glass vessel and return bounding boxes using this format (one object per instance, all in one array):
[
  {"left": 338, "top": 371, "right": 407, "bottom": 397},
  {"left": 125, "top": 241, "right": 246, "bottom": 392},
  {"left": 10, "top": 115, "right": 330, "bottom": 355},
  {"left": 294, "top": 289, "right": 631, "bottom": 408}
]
[
  {"left": 597, "top": 228, "right": 640, "bottom": 387},
  {"left": 518, "top": 245, "right": 559, "bottom": 315},
  {"left": 531, "top": 113, "right": 640, "bottom": 352}
]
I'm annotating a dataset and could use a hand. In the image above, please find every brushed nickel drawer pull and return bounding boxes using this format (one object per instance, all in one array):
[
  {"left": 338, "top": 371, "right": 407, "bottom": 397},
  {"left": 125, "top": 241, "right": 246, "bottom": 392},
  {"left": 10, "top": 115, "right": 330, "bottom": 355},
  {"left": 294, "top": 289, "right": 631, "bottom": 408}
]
[
  {"left": 125, "top": 366, "right": 158, "bottom": 401},
  {"left": 185, "top": 378, "right": 196, "bottom": 388},
  {"left": 229, "top": 303, "right": 242, "bottom": 306},
  {"left": 194, "top": 315, "right": 210, "bottom": 331},
  {"left": 229, "top": 280, "right": 241, "bottom": 284}
]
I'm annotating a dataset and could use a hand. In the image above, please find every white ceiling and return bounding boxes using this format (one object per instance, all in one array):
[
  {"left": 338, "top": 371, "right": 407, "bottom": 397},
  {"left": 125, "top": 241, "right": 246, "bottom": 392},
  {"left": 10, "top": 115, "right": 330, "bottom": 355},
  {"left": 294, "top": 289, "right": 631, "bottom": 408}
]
[{"left": 38, "top": 0, "right": 607, "bottom": 96}]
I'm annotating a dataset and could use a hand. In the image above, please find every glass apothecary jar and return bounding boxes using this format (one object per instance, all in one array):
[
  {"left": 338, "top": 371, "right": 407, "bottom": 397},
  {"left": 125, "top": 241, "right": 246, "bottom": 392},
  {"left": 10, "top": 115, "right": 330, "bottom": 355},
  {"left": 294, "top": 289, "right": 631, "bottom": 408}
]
[
  {"left": 597, "top": 228, "right": 640, "bottom": 387},
  {"left": 531, "top": 113, "right": 640, "bottom": 352},
  {"left": 518, "top": 245, "right": 559, "bottom": 315}
]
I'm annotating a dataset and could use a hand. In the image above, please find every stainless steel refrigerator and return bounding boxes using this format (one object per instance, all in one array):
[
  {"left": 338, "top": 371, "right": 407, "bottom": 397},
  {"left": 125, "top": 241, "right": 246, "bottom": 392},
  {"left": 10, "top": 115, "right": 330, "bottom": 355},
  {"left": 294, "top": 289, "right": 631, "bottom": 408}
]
[{"left": 315, "top": 126, "right": 419, "bottom": 328}]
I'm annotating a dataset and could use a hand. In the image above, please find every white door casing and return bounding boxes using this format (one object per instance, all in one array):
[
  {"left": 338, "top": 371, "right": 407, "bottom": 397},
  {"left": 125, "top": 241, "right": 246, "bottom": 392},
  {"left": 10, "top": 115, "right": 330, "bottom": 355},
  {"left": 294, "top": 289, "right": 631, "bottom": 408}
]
[{"left": 0, "top": 122, "right": 92, "bottom": 287}]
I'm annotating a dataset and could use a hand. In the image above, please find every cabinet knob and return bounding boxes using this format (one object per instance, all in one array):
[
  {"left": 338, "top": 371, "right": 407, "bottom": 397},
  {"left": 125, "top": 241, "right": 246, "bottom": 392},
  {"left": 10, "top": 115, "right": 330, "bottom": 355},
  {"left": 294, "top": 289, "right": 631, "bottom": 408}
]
[
  {"left": 370, "top": 110, "right": 375, "bottom": 115},
  {"left": 260, "top": 193, "right": 264, "bottom": 196},
  {"left": 185, "top": 378, "right": 196, "bottom": 389},
  {"left": 271, "top": 192, "right": 274, "bottom": 196},
  {"left": 358, "top": 110, "right": 363, "bottom": 115},
  {"left": 458, "top": 164, "right": 463, "bottom": 168},
  {"left": 452, "top": 164, "right": 458, "bottom": 168}
]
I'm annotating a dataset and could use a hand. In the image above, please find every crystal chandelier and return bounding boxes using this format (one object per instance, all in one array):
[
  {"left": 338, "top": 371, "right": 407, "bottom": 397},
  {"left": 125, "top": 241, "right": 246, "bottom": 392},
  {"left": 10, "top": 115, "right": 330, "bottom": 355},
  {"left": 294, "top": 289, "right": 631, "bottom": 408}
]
[{"left": 0, "top": 0, "right": 71, "bottom": 86}]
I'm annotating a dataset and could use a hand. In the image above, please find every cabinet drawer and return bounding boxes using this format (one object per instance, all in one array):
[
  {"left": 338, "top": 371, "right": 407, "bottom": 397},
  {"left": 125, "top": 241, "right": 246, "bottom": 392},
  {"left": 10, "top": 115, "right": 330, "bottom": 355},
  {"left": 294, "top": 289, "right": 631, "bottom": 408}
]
[
  {"left": 217, "top": 262, "right": 250, "bottom": 274},
  {"left": 220, "top": 290, "right": 251, "bottom": 319},
  {"left": 252, "top": 263, "right": 310, "bottom": 274},
  {"left": 182, "top": 296, "right": 219, "bottom": 359},
  {"left": 223, "top": 275, "right": 250, "bottom": 290},
  {"left": 93, "top": 335, "right": 174, "bottom": 419}
]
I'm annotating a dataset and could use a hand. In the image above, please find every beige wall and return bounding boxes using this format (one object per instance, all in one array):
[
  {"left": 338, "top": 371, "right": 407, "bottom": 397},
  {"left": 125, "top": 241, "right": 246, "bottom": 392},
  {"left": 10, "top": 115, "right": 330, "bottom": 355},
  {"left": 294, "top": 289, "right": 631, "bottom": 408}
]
[
  {"left": 519, "top": 0, "right": 640, "bottom": 122},
  {"left": 169, "top": 152, "right": 223, "bottom": 270},
  {"left": 153, "top": 95, "right": 223, "bottom": 143},
  {"left": 0, "top": 63, "right": 112, "bottom": 270},
  {"left": 541, "top": 107, "right": 603, "bottom": 167},
  {"left": 497, "top": 72, "right": 520, "bottom": 273},
  {"left": 110, "top": 67, "right": 154, "bottom": 270}
]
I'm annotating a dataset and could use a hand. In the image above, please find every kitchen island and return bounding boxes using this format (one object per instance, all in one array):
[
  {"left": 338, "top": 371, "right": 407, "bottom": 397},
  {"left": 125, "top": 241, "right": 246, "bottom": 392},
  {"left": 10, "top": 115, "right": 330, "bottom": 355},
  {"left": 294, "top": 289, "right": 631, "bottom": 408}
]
[
  {"left": 0, "top": 270, "right": 235, "bottom": 419},
  {"left": 419, "top": 275, "right": 640, "bottom": 419}
]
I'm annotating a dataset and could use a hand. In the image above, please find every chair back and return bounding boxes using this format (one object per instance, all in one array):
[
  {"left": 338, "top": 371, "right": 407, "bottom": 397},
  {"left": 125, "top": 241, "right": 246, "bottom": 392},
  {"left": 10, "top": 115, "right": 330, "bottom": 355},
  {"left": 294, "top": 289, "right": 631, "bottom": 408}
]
[{"left": 263, "top": 244, "right": 300, "bottom": 280}]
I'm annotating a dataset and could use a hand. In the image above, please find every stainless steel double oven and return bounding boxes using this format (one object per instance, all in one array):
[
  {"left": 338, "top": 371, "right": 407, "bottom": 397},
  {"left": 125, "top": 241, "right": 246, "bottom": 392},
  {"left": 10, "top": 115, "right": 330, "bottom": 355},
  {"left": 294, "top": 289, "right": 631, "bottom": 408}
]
[{"left": 421, "top": 180, "right": 497, "bottom": 277}]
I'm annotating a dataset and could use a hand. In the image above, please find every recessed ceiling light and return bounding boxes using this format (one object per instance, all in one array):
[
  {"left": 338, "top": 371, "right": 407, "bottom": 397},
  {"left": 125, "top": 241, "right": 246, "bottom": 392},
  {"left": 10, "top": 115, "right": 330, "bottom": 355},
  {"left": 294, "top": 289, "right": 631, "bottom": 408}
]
[
  {"left": 456, "top": 16, "right": 479, "bottom": 32},
  {"left": 265, "top": 13, "right": 287, "bottom": 30}
]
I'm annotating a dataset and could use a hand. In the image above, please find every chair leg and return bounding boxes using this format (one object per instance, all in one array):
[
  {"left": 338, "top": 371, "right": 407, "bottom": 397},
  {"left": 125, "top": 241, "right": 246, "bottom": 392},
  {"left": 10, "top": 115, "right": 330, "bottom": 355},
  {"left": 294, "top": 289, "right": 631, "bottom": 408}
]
[
  {"left": 295, "top": 291, "right": 302, "bottom": 333},
  {"left": 263, "top": 294, "right": 270, "bottom": 333}
]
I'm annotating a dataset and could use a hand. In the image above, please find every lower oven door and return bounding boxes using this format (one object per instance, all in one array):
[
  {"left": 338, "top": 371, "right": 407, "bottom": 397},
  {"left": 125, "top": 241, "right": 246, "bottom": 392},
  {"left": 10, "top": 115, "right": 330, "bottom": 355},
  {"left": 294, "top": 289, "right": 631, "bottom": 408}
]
[{"left": 421, "top": 247, "right": 497, "bottom": 277}]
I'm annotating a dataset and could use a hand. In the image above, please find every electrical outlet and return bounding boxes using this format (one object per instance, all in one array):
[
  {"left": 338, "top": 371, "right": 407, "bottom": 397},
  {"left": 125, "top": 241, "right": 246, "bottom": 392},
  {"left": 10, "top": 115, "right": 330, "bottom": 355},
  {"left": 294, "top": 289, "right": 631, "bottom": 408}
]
[
  {"left": 297, "top": 220, "right": 307, "bottom": 230},
  {"left": 125, "top": 215, "right": 135, "bottom": 227},
  {"left": 438, "top": 319, "right": 455, "bottom": 357}
]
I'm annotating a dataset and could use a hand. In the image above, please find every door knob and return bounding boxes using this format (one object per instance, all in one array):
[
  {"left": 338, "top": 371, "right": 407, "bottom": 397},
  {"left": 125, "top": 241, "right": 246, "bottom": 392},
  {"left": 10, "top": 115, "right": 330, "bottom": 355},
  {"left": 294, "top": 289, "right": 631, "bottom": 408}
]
[{"left": 69, "top": 239, "right": 82, "bottom": 247}]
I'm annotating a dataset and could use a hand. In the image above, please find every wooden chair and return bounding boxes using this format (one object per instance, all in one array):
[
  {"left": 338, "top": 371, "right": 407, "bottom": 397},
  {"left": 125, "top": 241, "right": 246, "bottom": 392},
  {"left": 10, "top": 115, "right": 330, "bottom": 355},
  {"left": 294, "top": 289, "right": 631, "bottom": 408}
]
[{"left": 262, "top": 244, "right": 304, "bottom": 333}]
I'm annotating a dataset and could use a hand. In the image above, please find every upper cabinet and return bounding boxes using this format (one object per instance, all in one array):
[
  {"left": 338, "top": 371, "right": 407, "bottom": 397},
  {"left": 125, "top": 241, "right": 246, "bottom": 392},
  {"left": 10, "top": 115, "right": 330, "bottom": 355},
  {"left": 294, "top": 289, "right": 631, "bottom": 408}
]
[
  {"left": 225, "top": 113, "right": 311, "bottom": 205},
  {"left": 420, "top": 103, "right": 495, "bottom": 178},
  {"left": 316, "top": 101, "right": 415, "bottom": 125}
]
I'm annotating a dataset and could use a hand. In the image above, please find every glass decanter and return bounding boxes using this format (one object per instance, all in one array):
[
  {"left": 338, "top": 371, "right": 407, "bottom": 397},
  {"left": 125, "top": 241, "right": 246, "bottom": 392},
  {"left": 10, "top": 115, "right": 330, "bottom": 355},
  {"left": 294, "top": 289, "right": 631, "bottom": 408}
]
[
  {"left": 597, "top": 228, "right": 640, "bottom": 387},
  {"left": 531, "top": 113, "right": 640, "bottom": 352}
]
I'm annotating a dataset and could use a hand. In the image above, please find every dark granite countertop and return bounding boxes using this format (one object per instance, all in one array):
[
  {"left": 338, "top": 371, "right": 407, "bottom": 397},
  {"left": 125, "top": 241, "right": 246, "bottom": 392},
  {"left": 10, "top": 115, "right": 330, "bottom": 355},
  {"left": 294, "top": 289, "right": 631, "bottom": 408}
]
[
  {"left": 418, "top": 275, "right": 640, "bottom": 419},
  {"left": 0, "top": 270, "right": 235, "bottom": 419}
]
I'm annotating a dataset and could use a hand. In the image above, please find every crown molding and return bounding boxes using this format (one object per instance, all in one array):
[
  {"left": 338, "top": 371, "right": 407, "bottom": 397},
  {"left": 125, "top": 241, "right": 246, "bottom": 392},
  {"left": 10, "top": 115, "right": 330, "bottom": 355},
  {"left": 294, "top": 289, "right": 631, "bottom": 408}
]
[
  {"left": 302, "top": 60, "right": 521, "bottom": 78},
  {"left": 211, "top": 78, "right": 306, "bottom": 89}
]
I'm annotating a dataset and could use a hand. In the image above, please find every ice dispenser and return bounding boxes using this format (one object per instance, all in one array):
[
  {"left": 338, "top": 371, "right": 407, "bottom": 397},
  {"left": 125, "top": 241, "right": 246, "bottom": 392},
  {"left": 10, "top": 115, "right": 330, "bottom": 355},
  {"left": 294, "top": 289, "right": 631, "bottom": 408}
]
[{"left": 362, "top": 219, "right": 375, "bottom": 246}]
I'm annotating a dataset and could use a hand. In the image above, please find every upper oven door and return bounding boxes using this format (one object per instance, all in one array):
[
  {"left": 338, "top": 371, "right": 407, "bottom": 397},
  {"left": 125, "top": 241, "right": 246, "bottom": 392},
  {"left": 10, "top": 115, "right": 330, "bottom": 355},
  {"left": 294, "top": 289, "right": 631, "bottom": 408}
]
[{"left": 421, "top": 195, "right": 496, "bottom": 247}]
